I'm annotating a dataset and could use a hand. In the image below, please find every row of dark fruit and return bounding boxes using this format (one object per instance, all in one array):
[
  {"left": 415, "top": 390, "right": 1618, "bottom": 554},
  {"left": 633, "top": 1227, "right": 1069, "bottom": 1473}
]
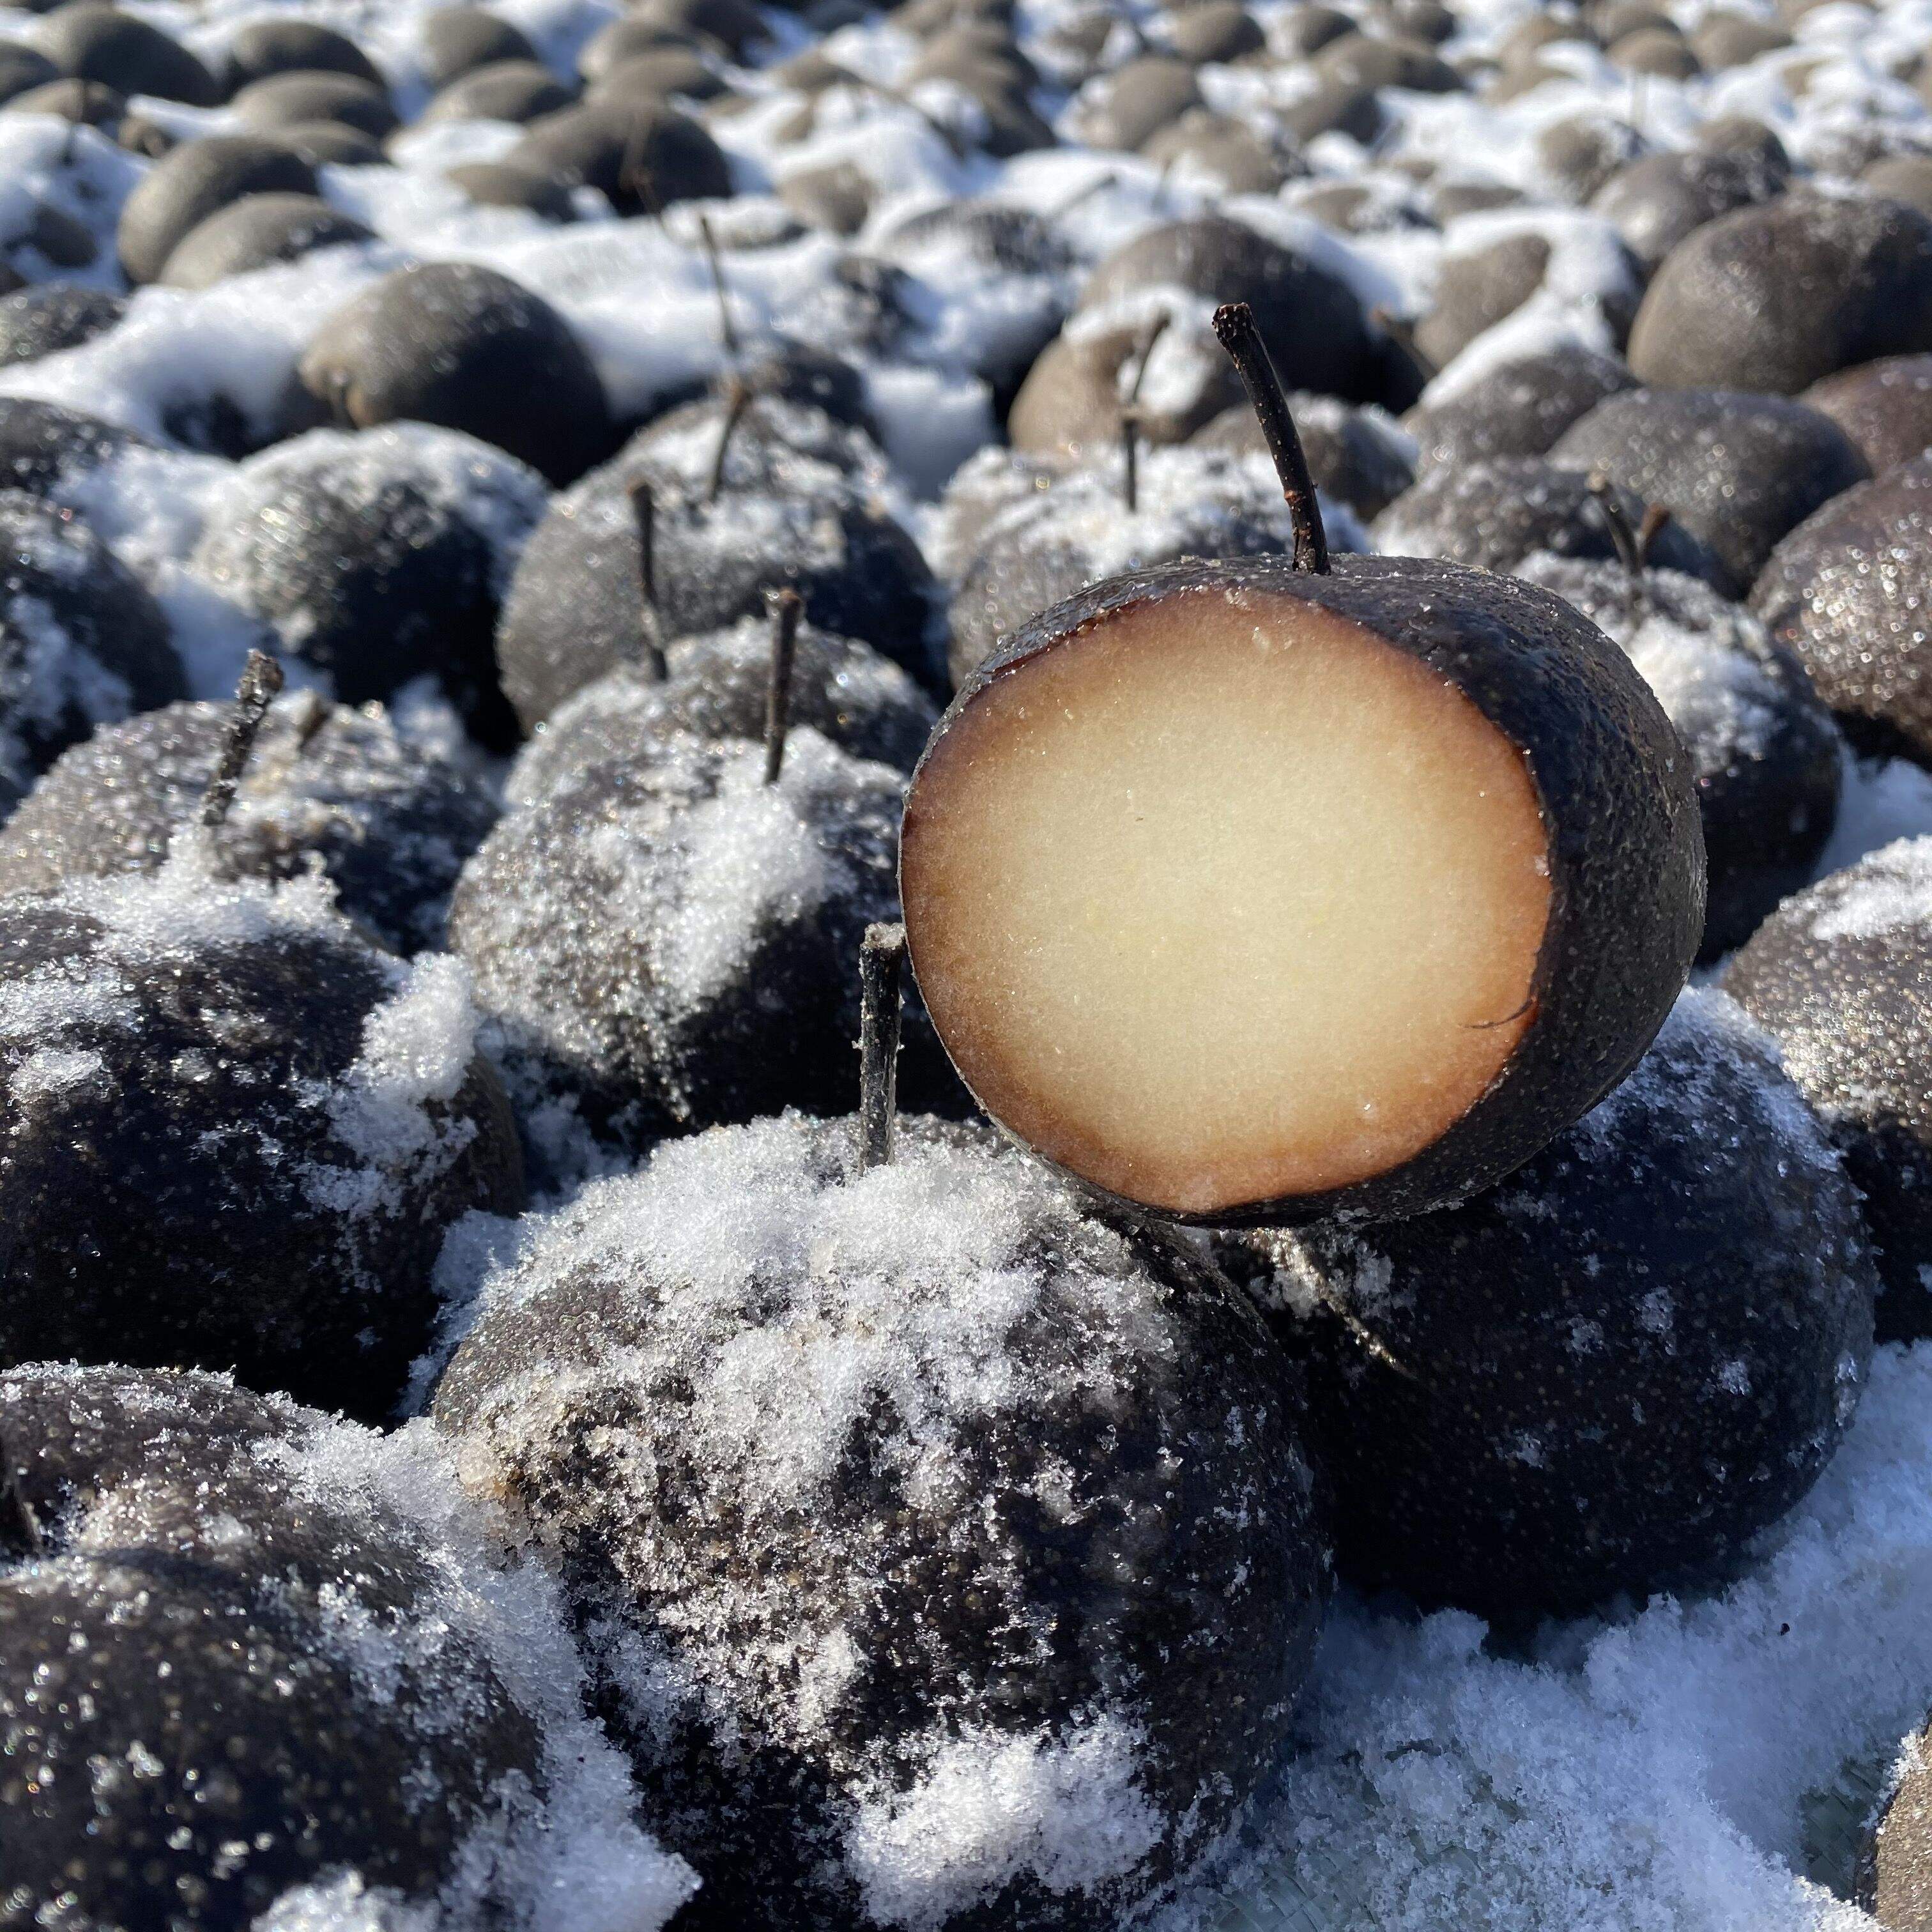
[{"left": 3, "top": 0, "right": 1932, "bottom": 1926}]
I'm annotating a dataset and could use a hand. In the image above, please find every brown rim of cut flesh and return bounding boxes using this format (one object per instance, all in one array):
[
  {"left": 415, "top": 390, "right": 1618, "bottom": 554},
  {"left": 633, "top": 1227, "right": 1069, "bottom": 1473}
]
[{"left": 901, "top": 583, "right": 1554, "bottom": 1216}]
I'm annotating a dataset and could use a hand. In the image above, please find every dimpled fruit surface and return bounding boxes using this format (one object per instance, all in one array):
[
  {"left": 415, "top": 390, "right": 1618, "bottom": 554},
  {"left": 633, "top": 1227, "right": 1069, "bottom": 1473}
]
[{"left": 901, "top": 584, "right": 1551, "bottom": 1215}]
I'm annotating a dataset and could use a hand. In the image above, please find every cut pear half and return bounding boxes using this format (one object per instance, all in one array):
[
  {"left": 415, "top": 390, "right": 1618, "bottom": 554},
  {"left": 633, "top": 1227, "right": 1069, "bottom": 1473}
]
[{"left": 901, "top": 585, "right": 1554, "bottom": 1217}]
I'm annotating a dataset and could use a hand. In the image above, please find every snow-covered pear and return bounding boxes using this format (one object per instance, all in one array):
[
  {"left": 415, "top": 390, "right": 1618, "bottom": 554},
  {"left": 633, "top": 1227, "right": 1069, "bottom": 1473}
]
[
  {"left": 1217, "top": 992, "right": 1877, "bottom": 1621},
  {"left": 452, "top": 699, "right": 960, "bottom": 1160},
  {"left": 0, "top": 689, "right": 497, "bottom": 953},
  {"left": 1726, "top": 838, "right": 1932, "bottom": 1341},
  {"left": 0, "top": 1363, "right": 693, "bottom": 1931},
  {"left": 433, "top": 1106, "right": 1330, "bottom": 1930},
  {"left": 0, "top": 668, "right": 521, "bottom": 1417}
]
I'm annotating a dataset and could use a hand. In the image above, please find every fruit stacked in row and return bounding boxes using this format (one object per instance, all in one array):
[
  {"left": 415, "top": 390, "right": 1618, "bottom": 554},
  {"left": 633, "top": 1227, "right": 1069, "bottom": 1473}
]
[{"left": 1, "top": 0, "right": 1931, "bottom": 1924}]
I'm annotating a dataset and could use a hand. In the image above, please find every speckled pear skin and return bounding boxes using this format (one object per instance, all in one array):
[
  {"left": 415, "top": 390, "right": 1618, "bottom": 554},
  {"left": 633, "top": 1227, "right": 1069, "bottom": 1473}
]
[
  {"left": 190, "top": 456, "right": 529, "bottom": 753},
  {"left": 1402, "top": 346, "right": 1636, "bottom": 474},
  {"left": 1547, "top": 387, "right": 1871, "bottom": 596},
  {"left": 0, "top": 899, "right": 523, "bottom": 1418},
  {"left": 0, "top": 395, "right": 153, "bottom": 496},
  {"left": 1075, "top": 215, "right": 1379, "bottom": 404},
  {"left": 903, "top": 552, "right": 1706, "bottom": 1227},
  {"left": 1371, "top": 456, "right": 1728, "bottom": 585},
  {"left": 1194, "top": 392, "right": 1416, "bottom": 521},
  {"left": 0, "top": 1365, "right": 547, "bottom": 1932},
  {"left": 1749, "top": 453, "right": 1932, "bottom": 767},
  {"left": 1804, "top": 355, "right": 1932, "bottom": 478},
  {"left": 1590, "top": 147, "right": 1787, "bottom": 273},
  {"left": 1724, "top": 853, "right": 1932, "bottom": 1342},
  {"left": 1213, "top": 999, "right": 1876, "bottom": 1623},
  {"left": 295, "top": 262, "right": 616, "bottom": 487},
  {"left": 0, "top": 285, "right": 127, "bottom": 370},
  {"left": 1627, "top": 191, "right": 1932, "bottom": 397}
]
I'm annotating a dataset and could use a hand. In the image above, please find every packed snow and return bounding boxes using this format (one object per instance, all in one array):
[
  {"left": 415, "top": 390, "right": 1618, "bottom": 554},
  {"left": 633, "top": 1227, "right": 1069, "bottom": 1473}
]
[{"left": 1194, "top": 1338, "right": 1932, "bottom": 1932}]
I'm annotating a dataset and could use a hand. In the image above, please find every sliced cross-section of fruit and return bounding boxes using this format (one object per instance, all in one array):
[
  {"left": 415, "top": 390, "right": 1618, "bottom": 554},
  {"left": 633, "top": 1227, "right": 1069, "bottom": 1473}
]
[{"left": 899, "top": 305, "right": 1704, "bottom": 1225}]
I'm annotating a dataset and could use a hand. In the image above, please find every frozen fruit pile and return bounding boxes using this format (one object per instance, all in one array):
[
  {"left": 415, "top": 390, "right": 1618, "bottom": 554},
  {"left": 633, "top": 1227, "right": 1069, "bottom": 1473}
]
[{"left": 1, "top": 0, "right": 1931, "bottom": 1927}]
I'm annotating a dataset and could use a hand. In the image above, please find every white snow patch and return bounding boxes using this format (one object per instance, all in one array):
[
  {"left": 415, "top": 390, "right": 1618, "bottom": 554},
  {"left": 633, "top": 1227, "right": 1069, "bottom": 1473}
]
[{"left": 847, "top": 1721, "right": 1165, "bottom": 1929}]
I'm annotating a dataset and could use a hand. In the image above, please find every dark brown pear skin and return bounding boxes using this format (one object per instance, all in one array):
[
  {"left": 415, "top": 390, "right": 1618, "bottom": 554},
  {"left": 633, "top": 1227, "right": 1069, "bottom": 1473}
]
[{"left": 902, "top": 552, "right": 1706, "bottom": 1227}]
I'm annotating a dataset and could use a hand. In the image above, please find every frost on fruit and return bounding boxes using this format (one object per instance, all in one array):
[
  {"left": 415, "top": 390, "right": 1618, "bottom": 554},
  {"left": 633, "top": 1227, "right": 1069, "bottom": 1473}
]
[
  {"left": 0, "top": 1362, "right": 694, "bottom": 1932},
  {"left": 450, "top": 728, "right": 912, "bottom": 1152},
  {"left": 431, "top": 1114, "right": 1330, "bottom": 1929}
]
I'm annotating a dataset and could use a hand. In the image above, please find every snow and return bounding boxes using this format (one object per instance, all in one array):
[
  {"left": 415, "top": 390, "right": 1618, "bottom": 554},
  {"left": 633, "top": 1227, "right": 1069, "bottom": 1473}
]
[
  {"left": 593, "top": 740, "right": 839, "bottom": 1007},
  {"left": 0, "top": 117, "right": 142, "bottom": 292},
  {"left": 629, "top": 387, "right": 898, "bottom": 502},
  {"left": 1630, "top": 624, "right": 1788, "bottom": 768},
  {"left": 322, "top": 952, "right": 479, "bottom": 1170},
  {"left": 0, "top": 0, "right": 1930, "bottom": 1918},
  {"left": 441, "top": 1114, "right": 1181, "bottom": 1512},
  {"left": 1195, "top": 1339, "right": 1932, "bottom": 1932},
  {"left": 0, "top": 244, "right": 395, "bottom": 442},
  {"left": 1803, "top": 836, "right": 1932, "bottom": 945},
  {"left": 847, "top": 1720, "right": 1166, "bottom": 1929},
  {"left": 862, "top": 195, "right": 1074, "bottom": 396},
  {"left": 281, "top": 1413, "right": 700, "bottom": 1931},
  {"left": 921, "top": 441, "right": 1064, "bottom": 578},
  {"left": 1400, "top": 204, "right": 1643, "bottom": 392},
  {"left": 45, "top": 821, "right": 344, "bottom": 956}
]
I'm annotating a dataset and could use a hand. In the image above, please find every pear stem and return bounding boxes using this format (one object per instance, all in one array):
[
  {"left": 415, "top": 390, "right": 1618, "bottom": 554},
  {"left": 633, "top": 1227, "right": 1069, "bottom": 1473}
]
[
  {"left": 200, "top": 650, "right": 284, "bottom": 831},
  {"left": 707, "top": 378, "right": 750, "bottom": 504},
  {"left": 764, "top": 587, "right": 802, "bottom": 785},
  {"left": 1588, "top": 471, "right": 1645, "bottom": 581},
  {"left": 857, "top": 922, "right": 905, "bottom": 1170},
  {"left": 1119, "top": 314, "right": 1167, "bottom": 514},
  {"left": 1212, "top": 301, "right": 1328, "bottom": 574},
  {"left": 626, "top": 477, "right": 670, "bottom": 681},
  {"left": 696, "top": 212, "right": 739, "bottom": 357}
]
